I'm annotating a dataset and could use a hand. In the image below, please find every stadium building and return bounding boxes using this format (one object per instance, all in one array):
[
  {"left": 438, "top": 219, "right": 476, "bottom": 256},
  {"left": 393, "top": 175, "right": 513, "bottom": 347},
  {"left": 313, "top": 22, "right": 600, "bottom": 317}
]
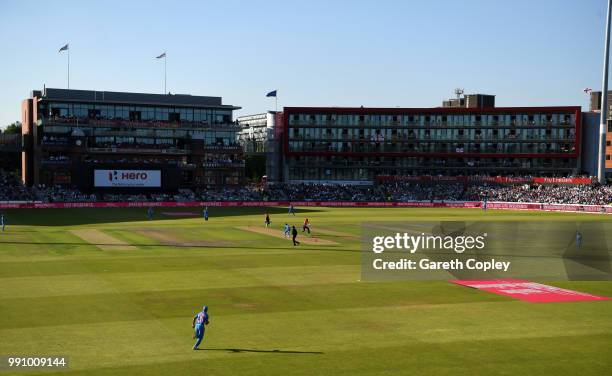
[
  {"left": 587, "top": 90, "right": 612, "bottom": 171},
  {"left": 21, "top": 88, "right": 244, "bottom": 191},
  {"left": 269, "top": 94, "right": 582, "bottom": 184},
  {"left": 236, "top": 112, "right": 276, "bottom": 154}
]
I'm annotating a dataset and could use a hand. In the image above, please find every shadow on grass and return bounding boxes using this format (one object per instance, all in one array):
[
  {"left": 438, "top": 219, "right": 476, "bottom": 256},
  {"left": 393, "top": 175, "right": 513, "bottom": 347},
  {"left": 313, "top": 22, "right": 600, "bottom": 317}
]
[
  {"left": 0, "top": 241, "right": 360, "bottom": 252},
  {"left": 198, "top": 348, "right": 323, "bottom": 354},
  {"left": 2, "top": 206, "right": 325, "bottom": 226}
]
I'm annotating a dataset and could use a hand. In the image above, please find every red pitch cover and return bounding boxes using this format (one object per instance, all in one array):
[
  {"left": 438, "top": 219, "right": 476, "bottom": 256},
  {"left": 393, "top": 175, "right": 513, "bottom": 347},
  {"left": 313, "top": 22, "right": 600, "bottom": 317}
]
[{"left": 450, "top": 279, "right": 611, "bottom": 303}]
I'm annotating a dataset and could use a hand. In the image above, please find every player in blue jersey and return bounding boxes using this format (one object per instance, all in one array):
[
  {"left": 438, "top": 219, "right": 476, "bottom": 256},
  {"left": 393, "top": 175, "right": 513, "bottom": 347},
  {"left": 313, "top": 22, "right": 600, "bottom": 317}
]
[
  {"left": 147, "top": 207, "right": 154, "bottom": 220},
  {"left": 283, "top": 223, "right": 291, "bottom": 238},
  {"left": 575, "top": 230, "right": 583, "bottom": 249},
  {"left": 192, "top": 306, "right": 210, "bottom": 350},
  {"left": 0, "top": 213, "right": 5, "bottom": 232},
  {"left": 204, "top": 206, "right": 209, "bottom": 221},
  {"left": 288, "top": 204, "right": 295, "bottom": 216}
]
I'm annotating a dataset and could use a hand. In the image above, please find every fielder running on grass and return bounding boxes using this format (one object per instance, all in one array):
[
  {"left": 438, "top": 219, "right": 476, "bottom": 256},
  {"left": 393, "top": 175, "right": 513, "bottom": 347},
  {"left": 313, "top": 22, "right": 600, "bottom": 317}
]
[{"left": 192, "top": 306, "right": 210, "bottom": 350}]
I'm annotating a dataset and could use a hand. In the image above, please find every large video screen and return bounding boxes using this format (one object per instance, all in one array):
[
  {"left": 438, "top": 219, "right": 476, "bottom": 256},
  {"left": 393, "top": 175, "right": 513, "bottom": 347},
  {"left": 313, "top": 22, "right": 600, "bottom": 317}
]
[{"left": 94, "top": 169, "right": 161, "bottom": 188}]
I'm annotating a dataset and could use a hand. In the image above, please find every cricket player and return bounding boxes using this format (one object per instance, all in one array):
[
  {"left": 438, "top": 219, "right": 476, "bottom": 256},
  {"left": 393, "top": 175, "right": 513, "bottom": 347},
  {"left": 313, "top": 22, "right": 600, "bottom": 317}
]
[
  {"left": 204, "top": 206, "right": 209, "bottom": 221},
  {"left": 0, "top": 213, "right": 5, "bottom": 232},
  {"left": 147, "top": 207, "right": 154, "bottom": 220},
  {"left": 292, "top": 225, "right": 300, "bottom": 246},
  {"left": 265, "top": 213, "right": 271, "bottom": 228},
  {"left": 192, "top": 306, "right": 210, "bottom": 350},
  {"left": 575, "top": 230, "right": 583, "bottom": 249},
  {"left": 288, "top": 204, "right": 295, "bottom": 216},
  {"left": 302, "top": 218, "right": 311, "bottom": 234},
  {"left": 283, "top": 223, "right": 291, "bottom": 238}
]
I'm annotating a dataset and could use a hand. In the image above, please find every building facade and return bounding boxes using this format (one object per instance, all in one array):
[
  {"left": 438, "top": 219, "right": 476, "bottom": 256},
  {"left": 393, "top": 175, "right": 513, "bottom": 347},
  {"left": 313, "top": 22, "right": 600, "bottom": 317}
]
[
  {"left": 235, "top": 112, "right": 278, "bottom": 181},
  {"left": 580, "top": 111, "right": 612, "bottom": 179},
  {"left": 588, "top": 91, "right": 612, "bottom": 170},
  {"left": 442, "top": 93, "right": 495, "bottom": 108},
  {"left": 21, "top": 88, "right": 244, "bottom": 190},
  {"left": 275, "top": 105, "right": 581, "bottom": 184},
  {"left": 236, "top": 112, "right": 275, "bottom": 153}
]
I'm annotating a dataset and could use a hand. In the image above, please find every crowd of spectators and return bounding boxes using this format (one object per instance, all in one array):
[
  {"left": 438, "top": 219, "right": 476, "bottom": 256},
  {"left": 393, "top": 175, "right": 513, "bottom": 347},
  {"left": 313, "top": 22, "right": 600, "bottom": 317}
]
[
  {"left": 196, "top": 187, "right": 263, "bottom": 202},
  {"left": 464, "top": 183, "right": 612, "bottom": 205},
  {"left": 1, "top": 169, "right": 611, "bottom": 205},
  {"left": 263, "top": 183, "right": 382, "bottom": 202},
  {"left": 150, "top": 190, "right": 197, "bottom": 202},
  {"left": 259, "top": 182, "right": 612, "bottom": 205},
  {"left": 0, "top": 171, "right": 34, "bottom": 201},
  {"left": 35, "top": 186, "right": 97, "bottom": 203}
]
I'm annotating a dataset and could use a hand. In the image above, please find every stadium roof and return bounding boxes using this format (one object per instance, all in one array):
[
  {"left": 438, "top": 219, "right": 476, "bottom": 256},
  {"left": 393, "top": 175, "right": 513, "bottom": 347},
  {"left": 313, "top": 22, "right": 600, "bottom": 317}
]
[{"left": 32, "top": 88, "right": 241, "bottom": 110}]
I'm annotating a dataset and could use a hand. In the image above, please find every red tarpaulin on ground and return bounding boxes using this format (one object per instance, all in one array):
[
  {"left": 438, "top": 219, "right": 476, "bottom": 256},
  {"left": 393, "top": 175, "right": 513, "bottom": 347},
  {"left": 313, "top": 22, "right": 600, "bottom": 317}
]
[{"left": 450, "top": 279, "right": 611, "bottom": 303}]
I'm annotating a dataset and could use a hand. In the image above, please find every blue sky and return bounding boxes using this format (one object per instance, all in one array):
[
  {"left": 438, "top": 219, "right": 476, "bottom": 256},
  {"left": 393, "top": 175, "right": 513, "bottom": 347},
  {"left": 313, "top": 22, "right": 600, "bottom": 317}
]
[{"left": 0, "top": 0, "right": 608, "bottom": 127}]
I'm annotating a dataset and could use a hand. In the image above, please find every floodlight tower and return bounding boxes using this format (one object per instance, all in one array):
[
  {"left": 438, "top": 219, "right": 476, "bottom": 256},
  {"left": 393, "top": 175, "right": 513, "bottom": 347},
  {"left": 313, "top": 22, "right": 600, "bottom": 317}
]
[{"left": 598, "top": 0, "right": 612, "bottom": 183}]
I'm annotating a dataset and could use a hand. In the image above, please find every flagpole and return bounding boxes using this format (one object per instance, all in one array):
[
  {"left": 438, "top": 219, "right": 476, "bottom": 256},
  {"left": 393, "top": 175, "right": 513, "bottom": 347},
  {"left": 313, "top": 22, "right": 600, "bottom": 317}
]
[
  {"left": 164, "top": 55, "right": 167, "bottom": 94},
  {"left": 67, "top": 47, "right": 70, "bottom": 90}
]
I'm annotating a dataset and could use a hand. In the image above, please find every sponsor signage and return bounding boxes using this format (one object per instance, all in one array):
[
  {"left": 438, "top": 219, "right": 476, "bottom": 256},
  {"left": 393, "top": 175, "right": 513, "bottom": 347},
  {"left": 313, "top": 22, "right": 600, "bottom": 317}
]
[
  {"left": 451, "top": 279, "right": 611, "bottom": 303},
  {"left": 376, "top": 175, "right": 594, "bottom": 185},
  {"left": 94, "top": 170, "right": 161, "bottom": 188}
]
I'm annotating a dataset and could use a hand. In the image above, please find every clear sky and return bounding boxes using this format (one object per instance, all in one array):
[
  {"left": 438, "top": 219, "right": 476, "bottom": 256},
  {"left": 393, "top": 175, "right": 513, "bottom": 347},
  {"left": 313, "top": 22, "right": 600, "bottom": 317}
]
[{"left": 0, "top": 0, "right": 608, "bottom": 127}]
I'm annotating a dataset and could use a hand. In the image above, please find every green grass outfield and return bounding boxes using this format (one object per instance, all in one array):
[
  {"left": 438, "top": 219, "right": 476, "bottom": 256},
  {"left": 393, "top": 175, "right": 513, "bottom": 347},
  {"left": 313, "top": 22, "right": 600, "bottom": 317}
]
[{"left": 0, "top": 207, "right": 610, "bottom": 375}]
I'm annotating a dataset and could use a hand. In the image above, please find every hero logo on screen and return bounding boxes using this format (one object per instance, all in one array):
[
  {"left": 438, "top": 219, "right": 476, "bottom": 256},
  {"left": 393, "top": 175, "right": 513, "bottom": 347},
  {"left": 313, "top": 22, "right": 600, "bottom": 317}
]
[
  {"left": 108, "top": 170, "right": 148, "bottom": 182},
  {"left": 94, "top": 169, "right": 161, "bottom": 187}
]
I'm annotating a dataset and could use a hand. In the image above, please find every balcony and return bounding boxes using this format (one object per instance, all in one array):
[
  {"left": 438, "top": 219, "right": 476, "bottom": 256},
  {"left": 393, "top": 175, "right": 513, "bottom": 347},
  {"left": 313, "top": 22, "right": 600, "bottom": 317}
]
[
  {"left": 288, "top": 136, "right": 576, "bottom": 144},
  {"left": 40, "top": 140, "right": 70, "bottom": 147},
  {"left": 289, "top": 122, "right": 575, "bottom": 130},
  {"left": 202, "top": 144, "right": 242, "bottom": 152},
  {"left": 289, "top": 161, "right": 576, "bottom": 171},
  {"left": 288, "top": 142, "right": 576, "bottom": 155},
  {"left": 202, "top": 161, "right": 245, "bottom": 168},
  {"left": 88, "top": 146, "right": 189, "bottom": 155},
  {"left": 39, "top": 117, "right": 241, "bottom": 130},
  {"left": 40, "top": 158, "right": 70, "bottom": 165}
]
